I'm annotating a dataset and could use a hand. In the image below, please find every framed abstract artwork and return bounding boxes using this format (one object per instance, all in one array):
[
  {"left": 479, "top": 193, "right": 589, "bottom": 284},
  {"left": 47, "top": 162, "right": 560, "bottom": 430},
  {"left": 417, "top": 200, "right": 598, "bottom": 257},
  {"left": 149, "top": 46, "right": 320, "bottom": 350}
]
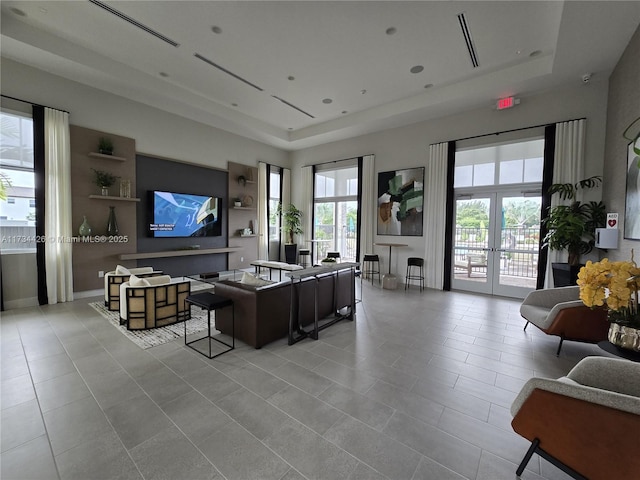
[
  {"left": 377, "top": 167, "right": 424, "bottom": 236},
  {"left": 625, "top": 139, "right": 640, "bottom": 240}
]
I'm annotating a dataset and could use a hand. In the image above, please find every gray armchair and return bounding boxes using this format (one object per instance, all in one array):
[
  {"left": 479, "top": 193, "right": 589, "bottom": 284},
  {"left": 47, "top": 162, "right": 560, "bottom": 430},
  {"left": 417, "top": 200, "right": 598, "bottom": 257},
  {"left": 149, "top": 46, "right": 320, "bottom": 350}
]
[
  {"left": 511, "top": 356, "right": 640, "bottom": 479},
  {"left": 520, "top": 286, "right": 609, "bottom": 355}
]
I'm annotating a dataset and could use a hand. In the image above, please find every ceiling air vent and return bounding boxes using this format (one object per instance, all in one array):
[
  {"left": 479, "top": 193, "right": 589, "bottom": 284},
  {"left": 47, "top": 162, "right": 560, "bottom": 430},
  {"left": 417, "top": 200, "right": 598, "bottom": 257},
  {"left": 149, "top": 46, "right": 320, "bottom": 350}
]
[
  {"left": 89, "top": 0, "right": 179, "bottom": 47},
  {"left": 271, "top": 96, "right": 315, "bottom": 119},
  {"left": 194, "top": 53, "right": 264, "bottom": 92},
  {"left": 457, "top": 12, "right": 479, "bottom": 68}
]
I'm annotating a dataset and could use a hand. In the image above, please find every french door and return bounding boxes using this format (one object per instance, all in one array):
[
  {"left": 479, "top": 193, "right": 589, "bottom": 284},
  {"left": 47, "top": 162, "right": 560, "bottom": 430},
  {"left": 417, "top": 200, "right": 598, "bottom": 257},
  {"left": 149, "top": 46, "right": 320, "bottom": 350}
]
[{"left": 451, "top": 189, "right": 541, "bottom": 298}]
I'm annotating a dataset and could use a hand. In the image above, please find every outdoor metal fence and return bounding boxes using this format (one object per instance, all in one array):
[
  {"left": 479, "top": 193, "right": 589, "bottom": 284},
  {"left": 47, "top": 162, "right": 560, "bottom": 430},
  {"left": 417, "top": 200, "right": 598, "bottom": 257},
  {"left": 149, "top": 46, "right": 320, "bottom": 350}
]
[{"left": 454, "top": 227, "right": 540, "bottom": 279}]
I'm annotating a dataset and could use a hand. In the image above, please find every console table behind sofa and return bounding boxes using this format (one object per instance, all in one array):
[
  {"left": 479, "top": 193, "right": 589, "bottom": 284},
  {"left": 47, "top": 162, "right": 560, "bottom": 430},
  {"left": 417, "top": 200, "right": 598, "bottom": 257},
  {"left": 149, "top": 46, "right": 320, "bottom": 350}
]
[{"left": 214, "top": 264, "right": 356, "bottom": 348}]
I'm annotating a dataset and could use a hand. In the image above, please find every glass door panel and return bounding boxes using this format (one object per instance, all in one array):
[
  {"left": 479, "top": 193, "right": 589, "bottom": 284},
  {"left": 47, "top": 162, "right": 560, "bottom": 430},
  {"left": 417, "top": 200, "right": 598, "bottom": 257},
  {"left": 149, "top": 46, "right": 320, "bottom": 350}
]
[
  {"left": 494, "top": 193, "right": 541, "bottom": 297},
  {"left": 452, "top": 197, "right": 494, "bottom": 294},
  {"left": 314, "top": 202, "right": 335, "bottom": 263}
]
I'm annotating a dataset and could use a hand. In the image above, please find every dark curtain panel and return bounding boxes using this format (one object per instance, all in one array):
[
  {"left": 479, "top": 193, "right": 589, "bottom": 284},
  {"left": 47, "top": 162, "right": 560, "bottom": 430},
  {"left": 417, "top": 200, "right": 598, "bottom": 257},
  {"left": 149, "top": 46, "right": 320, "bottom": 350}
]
[
  {"left": 32, "top": 106, "right": 48, "bottom": 305},
  {"left": 536, "top": 124, "right": 556, "bottom": 289},
  {"left": 443, "top": 141, "right": 456, "bottom": 291},
  {"left": 355, "top": 157, "right": 363, "bottom": 263}
]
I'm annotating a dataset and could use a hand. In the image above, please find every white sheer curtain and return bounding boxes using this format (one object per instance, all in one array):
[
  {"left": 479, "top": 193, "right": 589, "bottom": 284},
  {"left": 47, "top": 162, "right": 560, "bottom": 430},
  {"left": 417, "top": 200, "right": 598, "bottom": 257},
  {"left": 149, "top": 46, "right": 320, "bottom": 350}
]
[
  {"left": 425, "top": 143, "right": 449, "bottom": 290},
  {"left": 359, "top": 155, "right": 375, "bottom": 258},
  {"left": 300, "top": 166, "right": 313, "bottom": 246},
  {"left": 44, "top": 108, "right": 73, "bottom": 303},
  {"left": 544, "top": 119, "right": 586, "bottom": 288},
  {"left": 257, "top": 162, "right": 268, "bottom": 260}
]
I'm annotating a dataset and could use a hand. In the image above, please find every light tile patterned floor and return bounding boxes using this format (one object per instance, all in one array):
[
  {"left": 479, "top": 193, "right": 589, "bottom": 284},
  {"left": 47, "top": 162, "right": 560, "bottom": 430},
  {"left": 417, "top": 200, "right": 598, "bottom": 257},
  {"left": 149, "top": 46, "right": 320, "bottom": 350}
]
[{"left": 1, "top": 283, "right": 607, "bottom": 480}]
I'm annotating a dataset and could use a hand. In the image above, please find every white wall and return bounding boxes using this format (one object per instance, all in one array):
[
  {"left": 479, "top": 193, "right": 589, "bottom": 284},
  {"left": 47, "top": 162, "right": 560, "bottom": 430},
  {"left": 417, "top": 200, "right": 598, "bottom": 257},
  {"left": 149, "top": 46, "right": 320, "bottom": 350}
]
[
  {"left": 602, "top": 24, "right": 640, "bottom": 262},
  {"left": 291, "top": 79, "right": 610, "bottom": 281},
  {"left": 1, "top": 57, "right": 291, "bottom": 308}
]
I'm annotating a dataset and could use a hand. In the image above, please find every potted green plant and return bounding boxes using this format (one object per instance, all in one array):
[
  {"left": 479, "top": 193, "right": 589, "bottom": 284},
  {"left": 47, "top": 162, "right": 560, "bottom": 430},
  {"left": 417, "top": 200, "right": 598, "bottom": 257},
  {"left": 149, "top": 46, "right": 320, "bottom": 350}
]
[
  {"left": 277, "top": 203, "right": 303, "bottom": 264},
  {"left": 542, "top": 175, "right": 606, "bottom": 286},
  {"left": 98, "top": 137, "right": 114, "bottom": 155},
  {"left": 92, "top": 168, "right": 119, "bottom": 196}
]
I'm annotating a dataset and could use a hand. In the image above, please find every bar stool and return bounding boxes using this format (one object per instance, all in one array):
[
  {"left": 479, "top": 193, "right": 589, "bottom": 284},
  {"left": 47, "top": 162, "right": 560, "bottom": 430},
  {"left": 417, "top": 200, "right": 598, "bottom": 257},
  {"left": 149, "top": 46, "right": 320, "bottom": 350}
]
[
  {"left": 298, "top": 249, "right": 311, "bottom": 268},
  {"left": 327, "top": 251, "right": 341, "bottom": 262},
  {"left": 184, "top": 292, "right": 234, "bottom": 359},
  {"left": 361, "top": 254, "right": 381, "bottom": 285},
  {"left": 405, "top": 257, "right": 425, "bottom": 291}
]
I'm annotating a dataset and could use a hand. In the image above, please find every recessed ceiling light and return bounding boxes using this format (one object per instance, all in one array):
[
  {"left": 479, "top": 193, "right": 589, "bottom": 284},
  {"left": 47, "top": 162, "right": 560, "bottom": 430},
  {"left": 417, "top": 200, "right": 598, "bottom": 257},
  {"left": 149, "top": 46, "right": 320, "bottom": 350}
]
[
  {"left": 159, "top": 72, "right": 169, "bottom": 77},
  {"left": 424, "top": 83, "right": 434, "bottom": 89},
  {"left": 322, "top": 98, "right": 333, "bottom": 104},
  {"left": 211, "top": 26, "right": 222, "bottom": 34},
  {"left": 288, "top": 76, "right": 295, "bottom": 81},
  {"left": 529, "top": 50, "right": 542, "bottom": 57},
  {"left": 10, "top": 7, "right": 26, "bottom": 16},
  {"left": 360, "top": 89, "right": 367, "bottom": 95},
  {"left": 386, "top": 27, "right": 397, "bottom": 35},
  {"left": 516, "top": 50, "right": 522, "bottom": 56},
  {"left": 410, "top": 65, "right": 424, "bottom": 74},
  {"left": 231, "top": 103, "right": 238, "bottom": 107}
]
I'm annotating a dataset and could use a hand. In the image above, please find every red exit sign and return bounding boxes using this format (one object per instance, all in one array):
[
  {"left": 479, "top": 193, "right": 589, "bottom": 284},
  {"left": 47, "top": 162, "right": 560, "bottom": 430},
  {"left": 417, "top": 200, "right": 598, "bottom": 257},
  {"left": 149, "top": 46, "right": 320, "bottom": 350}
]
[{"left": 496, "top": 97, "right": 519, "bottom": 110}]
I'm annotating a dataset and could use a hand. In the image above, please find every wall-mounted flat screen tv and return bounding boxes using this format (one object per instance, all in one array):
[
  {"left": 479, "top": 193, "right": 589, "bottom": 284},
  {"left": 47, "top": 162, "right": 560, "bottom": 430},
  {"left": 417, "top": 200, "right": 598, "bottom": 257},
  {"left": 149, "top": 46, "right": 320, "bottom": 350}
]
[{"left": 149, "top": 190, "right": 222, "bottom": 237}]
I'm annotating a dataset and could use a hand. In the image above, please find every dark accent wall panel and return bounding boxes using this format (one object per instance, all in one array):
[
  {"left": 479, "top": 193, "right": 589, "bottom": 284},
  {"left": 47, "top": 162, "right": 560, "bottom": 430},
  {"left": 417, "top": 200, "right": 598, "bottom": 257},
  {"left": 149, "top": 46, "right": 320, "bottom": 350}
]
[{"left": 136, "top": 154, "right": 228, "bottom": 277}]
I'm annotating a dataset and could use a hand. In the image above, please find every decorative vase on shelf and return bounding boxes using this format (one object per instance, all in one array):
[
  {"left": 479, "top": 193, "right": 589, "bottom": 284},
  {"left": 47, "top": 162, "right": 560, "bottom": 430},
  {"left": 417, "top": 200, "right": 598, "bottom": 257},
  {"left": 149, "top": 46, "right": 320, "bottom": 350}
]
[
  {"left": 79, "top": 216, "right": 92, "bottom": 236},
  {"left": 106, "top": 206, "right": 118, "bottom": 236},
  {"left": 101, "top": 186, "right": 109, "bottom": 196}
]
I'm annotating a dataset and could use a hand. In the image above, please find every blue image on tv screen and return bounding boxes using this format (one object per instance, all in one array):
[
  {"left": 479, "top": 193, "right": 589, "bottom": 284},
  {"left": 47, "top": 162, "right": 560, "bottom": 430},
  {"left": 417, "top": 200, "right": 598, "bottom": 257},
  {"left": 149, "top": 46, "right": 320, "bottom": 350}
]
[{"left": 150, "top": 191, "right": 221, "bottom": 237}]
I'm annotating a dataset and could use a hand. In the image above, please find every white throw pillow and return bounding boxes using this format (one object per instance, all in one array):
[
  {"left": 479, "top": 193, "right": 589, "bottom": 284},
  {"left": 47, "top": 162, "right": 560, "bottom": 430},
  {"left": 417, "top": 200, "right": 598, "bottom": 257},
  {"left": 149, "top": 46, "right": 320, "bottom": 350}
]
[
  {"left": 240, "top": 272, "right": 273, "bottom": 287},
  {"left": 129, "top": 274, "right": 151, "bottom": 287},
  {"left": 115, "top": 265, "right": 131, "bottom": 275}
]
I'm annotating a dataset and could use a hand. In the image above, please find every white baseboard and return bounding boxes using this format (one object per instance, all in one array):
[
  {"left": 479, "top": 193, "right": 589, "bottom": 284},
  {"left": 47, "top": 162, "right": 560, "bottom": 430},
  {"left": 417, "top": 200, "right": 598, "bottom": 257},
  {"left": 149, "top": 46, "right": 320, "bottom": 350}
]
[
  {"left": 4, "top": 296, "right": 39, "bottom": 310},
  {"left": 74, "top": 289, "right": 103, "bottom": 300}
]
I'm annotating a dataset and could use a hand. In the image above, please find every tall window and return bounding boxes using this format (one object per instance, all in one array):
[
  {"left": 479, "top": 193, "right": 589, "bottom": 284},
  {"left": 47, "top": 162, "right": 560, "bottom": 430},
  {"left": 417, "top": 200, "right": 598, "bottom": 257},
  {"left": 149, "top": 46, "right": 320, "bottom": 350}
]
[
  {"left": 454, "top": 139, "right": 544, "bottom": 188},
  {"left": 0, "top": 110, "right": 36, "bottom": 252},
  {"left": 314, "top": 163, "right": 358, "bottom": 262}
]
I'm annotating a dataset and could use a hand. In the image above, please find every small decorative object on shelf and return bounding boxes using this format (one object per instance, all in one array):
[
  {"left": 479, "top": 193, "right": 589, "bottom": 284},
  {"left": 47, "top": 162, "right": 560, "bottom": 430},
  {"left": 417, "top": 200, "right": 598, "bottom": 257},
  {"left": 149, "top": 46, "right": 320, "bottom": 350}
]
[
  {"left": 92, "top": 168, "right": 119, "bottom": 196},
  {"left": 106, "top": 206, "right": 119, "bottom": 236},
  {"left": 237, "top": 175, "right": 246, "bottom": 186},
  {"left": 578, "top": 250, "right": 640, "bottom": 352},
  {"left": 119, "top": 179, "right": 131, "bottom": 198},
  {"left": 79, "top": 216, "right": 92, "bottom": 236},
  {"left": 234, "top": 198, "right": 242, "bottom": 207},
  {"left": 98, "top": 137, "right": 114, "bottom": 155}
]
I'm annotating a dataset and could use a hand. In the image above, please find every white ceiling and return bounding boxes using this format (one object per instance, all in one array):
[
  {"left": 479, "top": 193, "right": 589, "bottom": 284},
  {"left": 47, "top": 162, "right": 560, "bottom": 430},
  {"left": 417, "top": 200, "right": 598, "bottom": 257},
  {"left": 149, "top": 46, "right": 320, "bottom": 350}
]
[{"left": 2, "top": 1, "right": 639, "bottom": 151}]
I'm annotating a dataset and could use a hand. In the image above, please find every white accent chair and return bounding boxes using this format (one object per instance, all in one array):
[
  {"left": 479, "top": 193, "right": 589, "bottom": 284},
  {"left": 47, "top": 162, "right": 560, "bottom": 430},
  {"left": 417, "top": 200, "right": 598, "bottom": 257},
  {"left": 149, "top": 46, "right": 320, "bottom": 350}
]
[
  {"left": 119, "top": 275, "right": 191, "bottom": 330},
  {"left": 104, "top": 265, "right": 163, "bottom": 311}
]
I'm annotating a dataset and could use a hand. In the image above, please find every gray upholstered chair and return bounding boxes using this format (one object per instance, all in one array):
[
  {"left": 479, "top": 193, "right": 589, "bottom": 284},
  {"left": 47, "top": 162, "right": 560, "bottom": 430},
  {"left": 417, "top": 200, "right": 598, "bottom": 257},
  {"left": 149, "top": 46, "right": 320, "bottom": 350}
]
[
  {"left": 520, "top": 286, "right": 609, "bottom": 355},
  {"left": 511, "top": 356, "right": 640, "bottom": 480}
]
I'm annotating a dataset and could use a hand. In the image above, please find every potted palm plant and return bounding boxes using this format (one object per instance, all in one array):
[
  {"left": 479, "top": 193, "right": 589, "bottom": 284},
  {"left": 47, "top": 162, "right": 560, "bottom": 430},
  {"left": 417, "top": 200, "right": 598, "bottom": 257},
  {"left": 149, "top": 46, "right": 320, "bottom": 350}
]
[
  {"left": 277, "top": 203, "right": 303, "bottom": 264},
  {"left": 542, "top": 175, "right": 606, "bottom": 286}
]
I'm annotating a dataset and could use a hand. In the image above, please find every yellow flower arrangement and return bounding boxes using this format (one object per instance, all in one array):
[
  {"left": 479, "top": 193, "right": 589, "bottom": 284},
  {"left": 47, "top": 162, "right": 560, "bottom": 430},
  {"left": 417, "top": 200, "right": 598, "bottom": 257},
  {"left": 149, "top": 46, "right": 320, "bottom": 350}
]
[{"left": 577, "top": 255, "right": 640, "bottom": 327}]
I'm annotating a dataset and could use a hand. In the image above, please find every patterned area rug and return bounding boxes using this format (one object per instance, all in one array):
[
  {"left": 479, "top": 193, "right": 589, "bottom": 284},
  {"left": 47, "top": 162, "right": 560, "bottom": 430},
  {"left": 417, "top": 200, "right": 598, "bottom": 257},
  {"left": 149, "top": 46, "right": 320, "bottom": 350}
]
[{"left": 89, "top": 301, "right": 209, "bottom": 349}]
